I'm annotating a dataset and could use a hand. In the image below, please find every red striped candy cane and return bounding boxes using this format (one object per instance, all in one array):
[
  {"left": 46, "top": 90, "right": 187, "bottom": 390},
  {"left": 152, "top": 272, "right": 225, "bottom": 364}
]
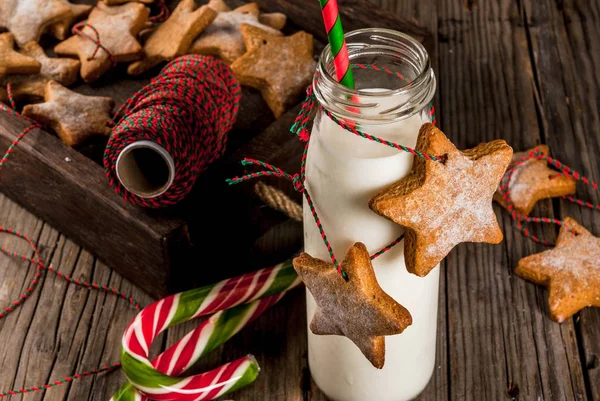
[{"left": 114, "top": 260, "right": 300, "bottom": 401}]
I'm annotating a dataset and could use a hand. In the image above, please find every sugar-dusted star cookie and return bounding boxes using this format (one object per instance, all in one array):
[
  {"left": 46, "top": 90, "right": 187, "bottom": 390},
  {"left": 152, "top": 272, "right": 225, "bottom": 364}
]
[
  {"left": 369, "top": 123, "right": 513, "bottom": 277},
  {"left": 127, "top": 0, "right": 216, "bottom": 75},
  {"left": 293, "top": 242, "right": 412, "bottom": 369},
  {"left": 516, "top": 217, "right": 600, "bottom": 322},
  {"left": 0, "top": 32, "right": 41, "bottom": 79},
  {"left": 20, "top": 41, "right": 80, "bottom": 86},
  {"left": 0, "top": 0, "right": 70, "bottom": 45},
  {"left": 494, "top": 145, "right": 577, "bottom": 215},
  {"left": 54, "top": 2, "right": 149, "bottom": 82},
  {"left": 189, "top": 2, "right": 282, "bottom": 64},
  {"left": 231, "top": 24, "right": 316, "bottom": 117},
  {"left": 46, "top": 1, "right": 92, "bottom": 41},
  {"left": 204, "top": 0, "right": 286, "bottom": 29},
  {"left": 22, "top": 80, "right": 114, "bottom": 147}
]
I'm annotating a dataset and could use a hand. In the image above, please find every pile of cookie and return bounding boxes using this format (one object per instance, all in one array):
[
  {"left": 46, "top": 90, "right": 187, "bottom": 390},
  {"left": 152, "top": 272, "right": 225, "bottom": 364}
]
[{"left": 0, "top": 0, "right": 317, "bottom": 146}]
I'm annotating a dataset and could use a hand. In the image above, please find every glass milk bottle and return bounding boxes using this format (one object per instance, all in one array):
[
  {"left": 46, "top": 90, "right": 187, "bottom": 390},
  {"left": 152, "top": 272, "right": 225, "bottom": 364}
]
[{"left": 303, "top": 29, "right": 438, "bottom": 401}]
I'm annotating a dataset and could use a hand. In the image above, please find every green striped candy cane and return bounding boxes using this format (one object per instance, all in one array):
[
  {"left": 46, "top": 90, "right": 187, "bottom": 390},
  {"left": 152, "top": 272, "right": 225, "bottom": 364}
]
[{"left": 113, "top": 260, "right": 301, "bottom": 401}]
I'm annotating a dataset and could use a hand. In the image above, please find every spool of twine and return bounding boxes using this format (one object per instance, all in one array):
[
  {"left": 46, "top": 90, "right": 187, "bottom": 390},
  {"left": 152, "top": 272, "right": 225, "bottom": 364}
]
[{"left": 104, "top": 55, "right": 241, "bottom": 208}]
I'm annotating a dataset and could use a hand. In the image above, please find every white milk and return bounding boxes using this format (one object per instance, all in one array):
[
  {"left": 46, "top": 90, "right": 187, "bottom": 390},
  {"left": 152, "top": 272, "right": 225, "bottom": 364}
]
[{"left": 303, "top": 96, "right": 439, "bottom": 401}]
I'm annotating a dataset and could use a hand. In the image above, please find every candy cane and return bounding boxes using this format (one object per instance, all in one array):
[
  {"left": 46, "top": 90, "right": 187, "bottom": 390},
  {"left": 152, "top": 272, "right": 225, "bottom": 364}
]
[{"left": 114, "top": 260, "right": 300, "bottom": 401}]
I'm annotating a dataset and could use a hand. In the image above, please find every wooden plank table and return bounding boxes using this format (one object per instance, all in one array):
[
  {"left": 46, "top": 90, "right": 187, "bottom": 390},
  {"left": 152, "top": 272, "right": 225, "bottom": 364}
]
[{"left": 0, "top": 0, "right": 599, "bottom": 400}]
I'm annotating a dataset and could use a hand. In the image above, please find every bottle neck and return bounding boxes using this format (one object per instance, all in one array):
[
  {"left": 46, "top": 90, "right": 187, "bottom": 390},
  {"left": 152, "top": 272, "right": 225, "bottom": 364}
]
[{"left": 313, "top": 28, "right": 436, "bottom": 126}]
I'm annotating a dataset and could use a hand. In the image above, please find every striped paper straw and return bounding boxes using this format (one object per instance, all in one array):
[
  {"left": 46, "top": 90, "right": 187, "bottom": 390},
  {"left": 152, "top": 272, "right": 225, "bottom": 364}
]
[{"left": 319, "top": 0, "right": 355, "bottom": 89}]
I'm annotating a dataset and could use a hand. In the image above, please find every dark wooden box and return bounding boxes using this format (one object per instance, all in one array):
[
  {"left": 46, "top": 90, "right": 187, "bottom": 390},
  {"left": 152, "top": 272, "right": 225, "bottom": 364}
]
[{"left": 0, "top": 0, "right": 432, "bottom": 298}]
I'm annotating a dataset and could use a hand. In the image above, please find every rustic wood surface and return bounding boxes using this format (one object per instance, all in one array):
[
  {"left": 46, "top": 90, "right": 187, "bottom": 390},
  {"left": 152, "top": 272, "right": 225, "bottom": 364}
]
[{"left": 0, "top": 1, "right": 599, "bottom": 401}]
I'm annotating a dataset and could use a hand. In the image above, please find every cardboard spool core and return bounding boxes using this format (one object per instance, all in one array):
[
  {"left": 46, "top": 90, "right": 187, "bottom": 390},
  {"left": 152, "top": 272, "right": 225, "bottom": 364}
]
[{"left": 115, "top": 141, "right": 175, "bottom": 198}]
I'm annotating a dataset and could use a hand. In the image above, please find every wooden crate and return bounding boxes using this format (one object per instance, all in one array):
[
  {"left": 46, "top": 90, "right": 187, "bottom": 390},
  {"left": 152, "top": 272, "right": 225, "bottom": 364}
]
[{"left": 0, "top": 0, "right": 432, "bottom": 298}]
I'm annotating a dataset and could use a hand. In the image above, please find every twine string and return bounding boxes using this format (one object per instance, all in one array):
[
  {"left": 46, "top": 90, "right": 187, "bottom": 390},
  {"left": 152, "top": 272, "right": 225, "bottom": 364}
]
[
  {"left": 291, "top": 64, "right": 439, "bottom": 158},
  {"left": 231, "top": 64, "right": 438, "bottom": 278},
  {"left": 149, "top": 0, "right": 171, "bottom": 23},
  {"left": 253, "top": 182, "right": 303, "bottom": 222},
  {"left": 148, "top": 0, "right": 171, "bottom": 24},
  {"left": 71, "top": 22, "right": 117, "bottom": 66},
  {"left": 227, "top": 156, "right": 404, "bottom": 279},
  {"left": 105, "top": 56, "right": 241, "bottom": 208},
  {"left": 0, "top": 227, "right": 141, "bottom": 398},
  {"left": 497, "top": 148, "right": 600, "bottom": 245},
  {"left": 0, "top": 48, "right": 598, "bottom": 397}
]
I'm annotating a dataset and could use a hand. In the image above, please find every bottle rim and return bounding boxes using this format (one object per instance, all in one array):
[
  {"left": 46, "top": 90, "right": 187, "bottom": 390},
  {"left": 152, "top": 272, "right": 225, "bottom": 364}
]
[{"left": 313, "top": 28, "right": 436, "bottom": 123}]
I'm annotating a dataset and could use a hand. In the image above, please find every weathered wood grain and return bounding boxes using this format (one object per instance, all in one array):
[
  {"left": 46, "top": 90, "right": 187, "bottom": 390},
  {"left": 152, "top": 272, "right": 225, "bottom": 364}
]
[
  {"left": 523, "top": 1, "right": 600, "bottom": 399},
  {"left": 435, "top": 0, "right": 590, "bottom": 400},
  {"left": 0, "top": 194, "right": 155, "bottom": 401},
  {"left": 1, "top": 1, "right": 599, "bottom": 401}
]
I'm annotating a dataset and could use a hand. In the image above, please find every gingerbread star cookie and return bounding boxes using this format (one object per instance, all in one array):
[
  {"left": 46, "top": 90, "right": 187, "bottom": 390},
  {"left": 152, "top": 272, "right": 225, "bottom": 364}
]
[
  {"left": 369, "top": 123, "right": 513, "bottom": 277},
  {"left": 54, "top": 2, "right": 149, "bottom": 82},
  {"left": 189, "top": 2, "right": 282, "bottom": 64},
  {"left": 0, "top": 33, "right": 41, "bottom": 79},
  {"left": 46, "top": 1, "right": 93, "bottom": 41},
  {"left": 127, "top": 0, "right": 216, "bottom": 75},
  {"left": 494, "top": 145, "right": 576, "bottom": 215},
  {"left": 20, "top": 42, "right": 80, "bottom": 86},
  {"left": 259, "top": 12, "right": 287, "bottom": 30},
  {"left": 206, "top": 0, "right": 231, "bottom": 12},
  {"left": 293, "top": 242, "right": 412, "bottom": 369},
  {"left": 204, "top": 0, "right": 286, "bottom": 29},
  {"left": 231, "top": 24, "right": 316, "bottom": 117},
  {"left": 22, "top": 80, "right": 114, "bottom": 147},
  {"left": 516, "top": 217, "right": 600, "bottom": 322},
  {"left": 0, "top": 0, "right": 70, "bottom": 45}
]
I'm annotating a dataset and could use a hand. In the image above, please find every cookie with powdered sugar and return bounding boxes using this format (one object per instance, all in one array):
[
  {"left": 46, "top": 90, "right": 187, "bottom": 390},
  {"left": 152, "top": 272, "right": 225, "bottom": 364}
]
[
  {"left": 369, "top": 123, "right": 513, "bottom": 277},
  {"left": 22, "top": 80, "right": 114, "bottom": 147},
  {"left": 20, "top": 41, "right": 80, "bottom": 86},
  {"left": 0, "top": 32, "right": 41, "bottom": 79},
  {"left": 127, "top": 0, "right": 216, "bottom": 75},
  {"left": 189, "top": 1, "right": 282, "bottom": 64},
  {"left": 494, "top": 145, "right": 576, "bottom": 215},
  {"left": 0, "top": 0, "right": 70, "bottom": 45},
  {"left": 516, "top": 217, "right": 600, "bottom": 322},
  {"left": 231, "top": 24, "right": 316, "bottom": 117},
  {"left": 55, "top": 2, "right": 149, "bottom": 82},
  {"left": 293, "top": 242, "right": 412, "bottom": 369}
]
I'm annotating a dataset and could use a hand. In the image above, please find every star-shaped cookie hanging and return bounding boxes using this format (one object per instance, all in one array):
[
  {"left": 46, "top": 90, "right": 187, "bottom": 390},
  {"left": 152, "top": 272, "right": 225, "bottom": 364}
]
[
  {"left": 189, "top": 1, "right": 282, "bottom": 64},
  {"left": 0, "top": 0, "right": 70, "bottom": 45},
  {"left": 494, "top": 145, "right": 576, "bottom": 215},
  {"left": 22, "top": 80, "right": 114, "bottom": 147},
  {"left": 46, "top": 1, "right": 93, "bottom": 41},
  {"left": 231, "top": 24, "right": 316, "bottom": 117},
  {"left": 0, "top": 32, "right": 41, "bottom": 79},
  {"left": 127, "top": 0, "right": 216, "bottom": 75},
  {"left": 369, "top": 123, "right": 513, "bottom": 277},
  {"left": 54, "top": 2, "right": 149, "bottom": 82},
  {"left": 516, "top": 217, "right": 600, "bottom": 322},
  {"left": 293, "top": 242, "right": 412, "bottom": 369}
]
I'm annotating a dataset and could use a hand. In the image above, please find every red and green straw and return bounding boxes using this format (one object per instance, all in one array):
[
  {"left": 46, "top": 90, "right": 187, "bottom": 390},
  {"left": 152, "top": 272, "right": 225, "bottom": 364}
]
[{"left": 319, "top": 0, "right": 355, "bottom": 89}]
